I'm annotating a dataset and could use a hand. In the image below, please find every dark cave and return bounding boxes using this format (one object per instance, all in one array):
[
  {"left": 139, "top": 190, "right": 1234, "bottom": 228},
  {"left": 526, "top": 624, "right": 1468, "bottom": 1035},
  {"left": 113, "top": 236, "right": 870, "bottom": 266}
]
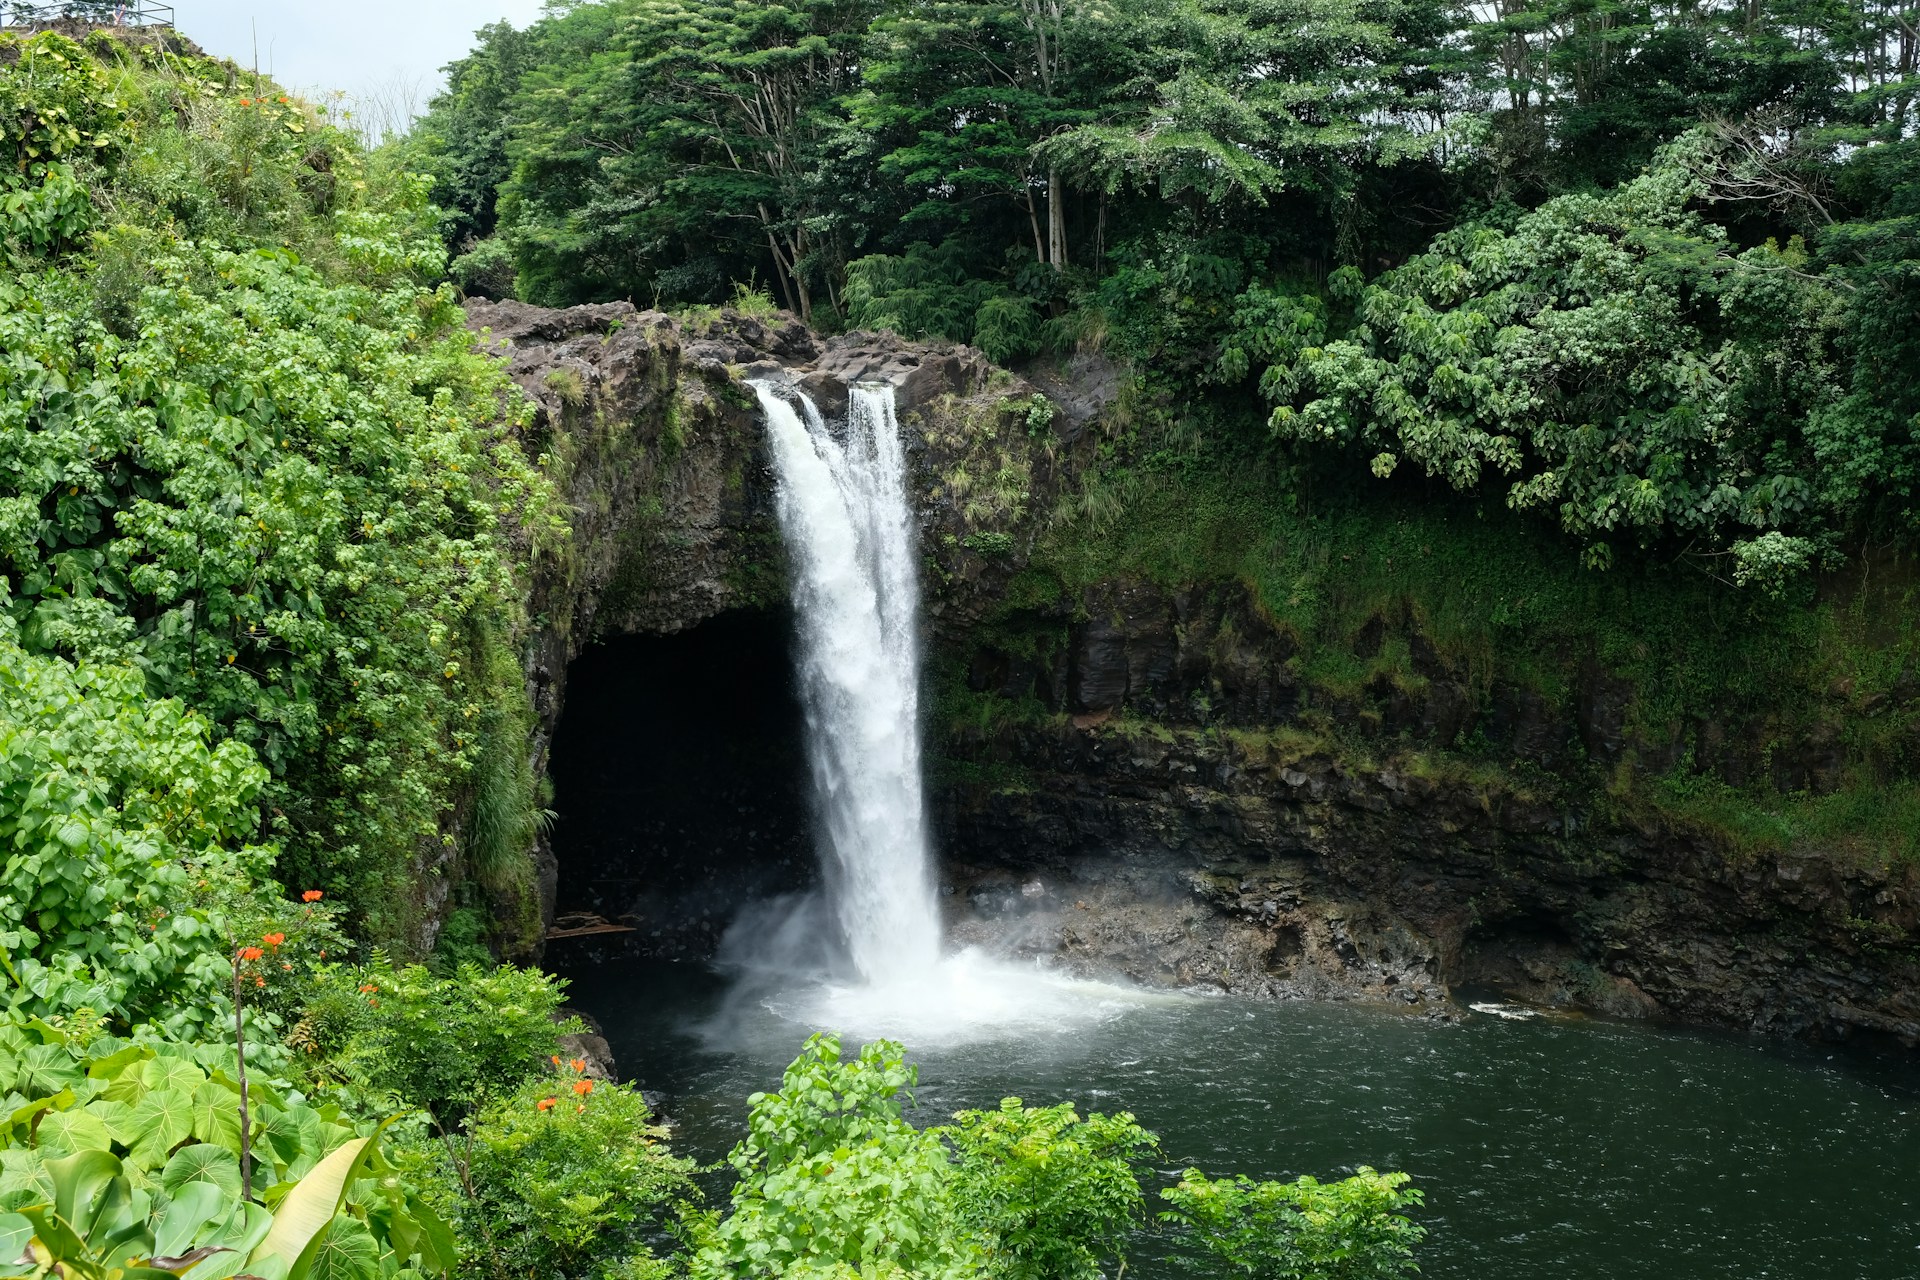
[{"left": 544, "top": 609, "right": 814, "bottom": 965}]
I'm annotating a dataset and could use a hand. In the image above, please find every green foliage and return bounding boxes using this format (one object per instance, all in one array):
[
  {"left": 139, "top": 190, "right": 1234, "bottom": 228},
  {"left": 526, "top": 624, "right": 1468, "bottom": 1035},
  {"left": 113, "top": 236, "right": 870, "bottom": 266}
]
[
  {"left": 0, "top": 32, "right": 561, "bottom": 946},
  {"left": 845, "top": 242, "right": 1034, "bottom": 360},
  {"left": 944, "top": 1098, "right": 1158, "bottom": 1280},
  {"left": 0, "top": 1131, "right": 451, "bottom": 1280},
  {"left": 690, "top": 1035, "right": 975, "bottom": 1280},
  {"left": 0, "top": 1024, "right": 455, "bottom": 1280},
  {"left": 452, "top": 1068, "right": 696, "bottom": 1280},
  {"left": 0, "top": 33, "right": 134, "bottom": 172},
  {"left": 3, "top": 1018, "right": 323, "bottom": 1192},
  {"left": 1160, "top": 1166, "right": 1426, "bottom": 1280},
  {"left": 448, "top": 236, "right": 517, "bottom": 299},
  {"left": 0, "top": 618, "right": 267, "bottom": 1033},
  {"left": 293, "top": 961, "right": 575, "bottom": 1126},
  {"left": 1276, "top": 131, "right": 1864, "bottom": 571}
]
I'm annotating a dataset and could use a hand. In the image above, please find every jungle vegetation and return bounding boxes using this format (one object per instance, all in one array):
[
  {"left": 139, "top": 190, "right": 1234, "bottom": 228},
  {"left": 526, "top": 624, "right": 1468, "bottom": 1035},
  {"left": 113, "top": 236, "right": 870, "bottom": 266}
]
[
  {"left": 409, "top": 0, "right": 1920, "bottom": 580},
  {"left": 0, "top": 24, "right": 1428, "bottom": 1280}
]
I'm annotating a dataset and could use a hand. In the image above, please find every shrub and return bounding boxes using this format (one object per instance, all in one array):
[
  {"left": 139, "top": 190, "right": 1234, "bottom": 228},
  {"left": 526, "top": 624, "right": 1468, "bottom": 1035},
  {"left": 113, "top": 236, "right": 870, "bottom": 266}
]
[
  {"left": 297, "top": 961, "right": 576, "bottom": 1125},
  {"left": 944, "top": 1098, "right": 1158, "bottom": 1280},
  {"left": 454, "top": 1066, "right": 697, "bottom": 1280},
  {"left": 1275, "top": 132, "right": 1855, "bottom": 575},
  {"left": 0, "top": 618, "right": 270, "bottom": 1036},
  {"left": 690, "top": 1035, "right": 976, "bottom": 1280},
  {"left": 1160, "top": 1166, "right": 1426, "bottom": 1280}
]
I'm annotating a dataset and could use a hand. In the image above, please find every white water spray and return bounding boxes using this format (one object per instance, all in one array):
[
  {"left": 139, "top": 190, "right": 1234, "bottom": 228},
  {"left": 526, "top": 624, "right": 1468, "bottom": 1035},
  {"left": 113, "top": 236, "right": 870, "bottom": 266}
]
[
  {"left": 736, "top": 377, "right": 1158, "bottom": 1044},
  {"left": 752, "top": 381, "right": 941, "bottom": 982}
]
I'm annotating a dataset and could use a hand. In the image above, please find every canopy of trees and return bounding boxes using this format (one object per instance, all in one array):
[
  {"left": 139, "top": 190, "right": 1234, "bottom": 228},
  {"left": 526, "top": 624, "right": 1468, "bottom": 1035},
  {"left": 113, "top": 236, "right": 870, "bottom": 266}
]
[{"left": 406, "top": 0, "right": 1920, "bottom": 575}]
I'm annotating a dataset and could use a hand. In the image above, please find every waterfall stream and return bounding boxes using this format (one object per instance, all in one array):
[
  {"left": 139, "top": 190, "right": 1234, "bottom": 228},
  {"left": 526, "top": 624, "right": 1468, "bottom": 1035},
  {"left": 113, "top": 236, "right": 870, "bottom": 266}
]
[
  {"left": 740, "top": 377, "right": 1139, "bottom": 1041},
  {"left": 752, "top": 380, "right": 941, "bottom": 982}
]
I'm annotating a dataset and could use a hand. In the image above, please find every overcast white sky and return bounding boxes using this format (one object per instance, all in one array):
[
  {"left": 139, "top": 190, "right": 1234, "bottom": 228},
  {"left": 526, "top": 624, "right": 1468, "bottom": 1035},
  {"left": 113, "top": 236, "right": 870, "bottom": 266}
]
[{"left": 175, "top": 1, "right": 550, "bottom": 113}]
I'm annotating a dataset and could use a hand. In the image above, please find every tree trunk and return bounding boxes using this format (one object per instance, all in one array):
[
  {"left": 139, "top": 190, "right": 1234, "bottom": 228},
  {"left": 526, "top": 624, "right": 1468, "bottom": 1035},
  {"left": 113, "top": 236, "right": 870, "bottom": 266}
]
[
  {"left": 1047, "top": 166, "right": 1068, "bottom": 271},
  {"left": 766, "top": 231, "right": 800, "bottom": 315},
  {"left": 1025, "top": 185, "right": 1047, "bottom": 264}
]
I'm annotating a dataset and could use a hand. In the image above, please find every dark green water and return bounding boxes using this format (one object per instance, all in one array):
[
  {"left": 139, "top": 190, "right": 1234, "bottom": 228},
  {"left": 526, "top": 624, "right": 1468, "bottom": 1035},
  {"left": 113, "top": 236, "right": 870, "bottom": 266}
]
[{"left": 563, "top": 960, "right": 1920, "bottom": 1279}]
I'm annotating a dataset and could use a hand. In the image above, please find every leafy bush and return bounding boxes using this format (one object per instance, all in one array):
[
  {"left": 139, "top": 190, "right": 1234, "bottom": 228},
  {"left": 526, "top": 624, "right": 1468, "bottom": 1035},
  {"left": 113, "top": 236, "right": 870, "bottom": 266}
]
[
  {"left": 690, "top": 1035, "right": 975, "bottom": 1280},
  {"left": 450, "top": 235, "right": 519, "bottom": 299},
  {"left": 451, "top": 1066, "right": 696, "bottom": 1280},
  {"left": 945, "top": 1098, "right": 1158, "bottom": 1280},
  {"left": 846, "top": 244, "right": 1046, "bottom": 363},
  {"left": 1275, "top": 132, "right": 1859, "bottom": 574},
  {"left": 0, "top": 32, "right": 562, "bottom": 941},
  {"left": 0, "top": 1018, "right": 456, "bottom": 1280},
  {"left": 0, "top": 618, "right": 269, "bottom": 1035},
  {"left": 0, "top": 1130, "right": 453, "bottom": 1280},
  {"left": 294, "top": 961, "right": 575, "bottom": 1125},
  {"left": 1160, "top": 1166, "right": 1426, "bottom": 1280}
]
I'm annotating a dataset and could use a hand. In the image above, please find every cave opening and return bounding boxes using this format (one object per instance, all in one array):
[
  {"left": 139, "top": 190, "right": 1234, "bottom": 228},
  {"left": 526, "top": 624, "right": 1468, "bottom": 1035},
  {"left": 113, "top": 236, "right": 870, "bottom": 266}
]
[{"left": 544, "top": 609, "right": 813, "bottom": 965}]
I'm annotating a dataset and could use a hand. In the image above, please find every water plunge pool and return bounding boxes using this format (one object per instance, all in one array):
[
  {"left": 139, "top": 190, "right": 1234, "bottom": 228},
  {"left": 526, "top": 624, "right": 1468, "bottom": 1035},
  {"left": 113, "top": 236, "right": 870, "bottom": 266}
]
[{"left": 563, "top": 959, "right": 1920, "bottom": 1280}]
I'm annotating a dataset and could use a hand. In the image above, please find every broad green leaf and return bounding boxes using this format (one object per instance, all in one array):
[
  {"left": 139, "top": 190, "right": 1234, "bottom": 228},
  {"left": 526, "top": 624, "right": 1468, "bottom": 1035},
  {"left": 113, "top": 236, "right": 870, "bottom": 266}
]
[
  {"left": 0, "top": 1151, "right": 50, "bottom": 1206},
  {"left": 86, "top": 1045, "right": 149, "bottom": 1086},
  {"left": 84, "top": 1100, "right": 132, "bottom": 1142},
  {"left": 141, "top": 1058, "right": 204, "bottom": 1097},
  {"left": 16, "top": 1205, "right": 87, "bottom": 1265},
  {"left": 189, "top": 1202, "right": 274, "bottom": 1280},
  {"left": 124, "top": 1090, "right": 196, "bottom": 1167},
  {"left": 14, "top": 1046, "right": 80, "bottom": 1097},
  {"left": 288, "top": 1216, "right": 377, "bottom": 1280},
  {"left": 251, "top": 1139, "right": 367, "bottom": 1271},
  {"left": 160, "top": 1145, "right": 241, "bottom": 1200},
  {"left": 152, "top": 1180, "right": 228, "bottom": 1259},
  {"left": 46, "top": 1148, "right": 123, "bottom": 1238},
  {"left": 6, "top": 1090, "right": 71, "bottom": 1139},
  {"left": 254, "top": 1106, "right": 322, "bottom": 1180},
  {"left": 91, "top": 1047, "right": 153, "bottom": 1104},
  {"left": 0, "top": 1212, "right": 32, "bottom": 1275},
  {"left": 188, "top": 1081, "right": 241, "bottom": 1149},
  {"left": 36, "top": 1108, "right": 112, "bottom": 1155}
]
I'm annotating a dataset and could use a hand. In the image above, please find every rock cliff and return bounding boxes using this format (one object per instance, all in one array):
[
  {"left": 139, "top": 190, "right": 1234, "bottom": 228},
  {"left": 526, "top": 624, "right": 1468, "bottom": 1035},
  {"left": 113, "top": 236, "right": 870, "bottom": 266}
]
[
  {"left": 469, "top": 298, "right": 1920, "bottom": 1053},
  {"left": 936, "top": 578, "right": 1920, "bottom": 1046}
]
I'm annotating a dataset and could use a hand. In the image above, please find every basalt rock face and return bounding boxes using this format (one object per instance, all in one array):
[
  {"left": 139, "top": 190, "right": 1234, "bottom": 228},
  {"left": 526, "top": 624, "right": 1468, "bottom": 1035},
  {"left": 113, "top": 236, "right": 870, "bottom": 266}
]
[
  {"left": 932, "top": 578, "right": 1920, "bottom": 1048},
  {"left": 472, "top": 299, "right": 1919, "bottom": 1052},
  {"left": 464, "top": 299, "right": 1010, "bottom": 947}
]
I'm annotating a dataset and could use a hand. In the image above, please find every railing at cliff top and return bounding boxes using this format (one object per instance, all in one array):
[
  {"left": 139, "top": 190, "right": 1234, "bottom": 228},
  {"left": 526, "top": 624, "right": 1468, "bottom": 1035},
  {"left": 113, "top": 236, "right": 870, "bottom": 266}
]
[{"left": 2, "top": 1, "right": 174, "bottom": 27}]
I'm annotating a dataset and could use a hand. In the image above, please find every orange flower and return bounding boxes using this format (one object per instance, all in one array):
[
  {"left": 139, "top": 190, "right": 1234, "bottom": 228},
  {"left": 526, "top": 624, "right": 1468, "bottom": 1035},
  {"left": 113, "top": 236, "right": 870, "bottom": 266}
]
[
  {"left": 262, "top": 932, "right": 285, "bottom": 948},
  {"left": 239, "top": 946, "right": 264, "bottom": 961},
  {"left": 569, "top": 1058, "right": 586, "bottom": 1073},
  {"left": 302, "top": 890, "right": 323, "bottom": 902},
  {"left": 550, "top": 1055, "right": 561, "bottom": 1066},
  {"left": 255, "top": 976, "right": 265, "bottom": 987},
  {"left": 536, "top": 1097, "right": 556, "bottom": 1112},
  {"left": 281, "top": 962, "right": 292, "bottom": 971},
  {"left": 359, "top": 983, "right": 378, "bottom": 993},
  {"left": 572, "top": 1080, "right": 592, "bottom": 1096}
]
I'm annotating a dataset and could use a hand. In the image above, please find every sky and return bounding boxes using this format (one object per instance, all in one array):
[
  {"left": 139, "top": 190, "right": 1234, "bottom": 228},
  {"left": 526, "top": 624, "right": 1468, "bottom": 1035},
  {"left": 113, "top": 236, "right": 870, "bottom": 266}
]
[{"left": 172, "top": 1, "right": 550, "bottom": 122}]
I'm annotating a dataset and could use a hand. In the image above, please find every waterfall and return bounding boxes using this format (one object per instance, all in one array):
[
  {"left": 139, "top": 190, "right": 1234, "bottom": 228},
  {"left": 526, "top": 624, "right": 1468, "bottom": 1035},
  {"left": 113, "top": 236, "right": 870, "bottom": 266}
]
[{"left": 752, "top": 380, "right": 942, "bottom": 983}]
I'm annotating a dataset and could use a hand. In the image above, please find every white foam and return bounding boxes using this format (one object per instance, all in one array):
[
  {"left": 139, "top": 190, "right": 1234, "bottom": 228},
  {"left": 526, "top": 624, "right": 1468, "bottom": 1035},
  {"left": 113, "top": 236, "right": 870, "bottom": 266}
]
[{"left": 747, "top": 380, "right": 1155, "bottom": 1045}]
